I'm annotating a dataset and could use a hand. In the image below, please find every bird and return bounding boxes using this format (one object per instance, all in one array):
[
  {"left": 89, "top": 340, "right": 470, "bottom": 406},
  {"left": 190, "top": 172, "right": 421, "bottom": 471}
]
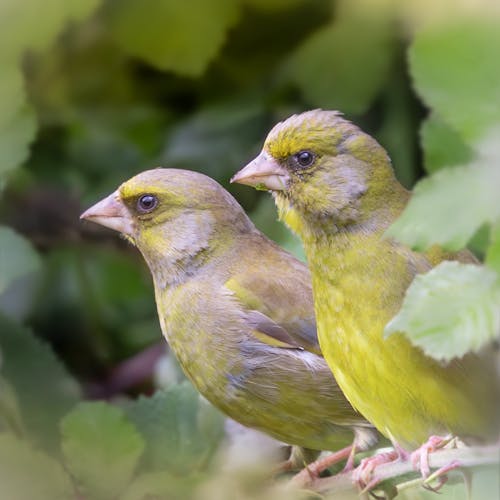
[
  {"left": 231, "top": 109, "right": 500, "bottom": 481},
  {"left": 80, "top": 167, "right": 378, "bottom": 469}
]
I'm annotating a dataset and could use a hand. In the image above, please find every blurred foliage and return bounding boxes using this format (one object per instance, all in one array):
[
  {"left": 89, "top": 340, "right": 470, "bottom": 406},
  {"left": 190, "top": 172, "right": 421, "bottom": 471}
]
[{"left": 0, "top": 0, "right": 499, "bottom": 498}]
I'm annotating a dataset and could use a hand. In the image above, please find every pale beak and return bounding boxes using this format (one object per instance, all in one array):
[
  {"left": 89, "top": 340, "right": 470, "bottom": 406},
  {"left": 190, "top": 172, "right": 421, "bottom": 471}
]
[
  {"left": 80, "top": 191, "right": 134, "bottom": 236},
  {"left": 231, "top": 152, "right": 290, "bottom": 191}
]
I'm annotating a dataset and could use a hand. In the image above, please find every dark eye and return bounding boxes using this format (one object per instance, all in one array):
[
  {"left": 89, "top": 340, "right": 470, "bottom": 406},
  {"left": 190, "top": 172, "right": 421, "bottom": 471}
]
[
  {"left": 137, "top": 194, "right": 158, "bottom": 213},
  {"left": 294, "top": 150, "right": 315, "bottom": 168}
]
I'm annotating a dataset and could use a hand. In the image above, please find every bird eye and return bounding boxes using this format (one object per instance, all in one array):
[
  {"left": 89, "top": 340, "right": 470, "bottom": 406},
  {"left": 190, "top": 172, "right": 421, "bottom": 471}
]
[
  {"left": 137, "top": 194, "right": 158, "bottom": 213},
  {"left": 294, "top": 150, "right": 315, "bottom": 168}
]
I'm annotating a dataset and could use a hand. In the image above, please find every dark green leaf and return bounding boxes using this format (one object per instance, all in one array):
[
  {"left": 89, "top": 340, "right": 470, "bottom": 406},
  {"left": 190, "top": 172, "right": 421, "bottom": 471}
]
[
  {"left": 0, "top": 226, "right": 41, "bottom": 294},
  {"left": 0, "top": 313, "right": 81, "bottom": 450}
]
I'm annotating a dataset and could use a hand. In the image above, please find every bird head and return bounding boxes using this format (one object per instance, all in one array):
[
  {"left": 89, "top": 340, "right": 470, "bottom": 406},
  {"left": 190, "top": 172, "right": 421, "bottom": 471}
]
[
  {"left": 81, "top": 168, "right": 254, "bottom": 283},
  {"left": 231, "top": 109, "right": 396, "bottom": 235}
]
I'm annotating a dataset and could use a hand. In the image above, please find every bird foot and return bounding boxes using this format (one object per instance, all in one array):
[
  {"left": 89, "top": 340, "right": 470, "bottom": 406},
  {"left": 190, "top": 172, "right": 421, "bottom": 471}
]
[
  {"left": 352, "top": 449, "right": 399, "bottom": 493},
  {"left": 290, "top": 444, "right": 354, "bottom": 488},
  {"left": 410, "top": 435, "right": 455, "bottom": 479}
]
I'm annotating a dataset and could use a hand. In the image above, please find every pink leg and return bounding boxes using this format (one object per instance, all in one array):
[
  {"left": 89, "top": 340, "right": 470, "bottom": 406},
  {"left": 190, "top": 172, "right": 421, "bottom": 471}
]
[
  {"left": 290, "top": 444, "right": 354, "bottom": 487},
  {"left": 410, "top": 435, "right": 454, "bottom": 479},
  {"left": 352, "top": 449, "right": 399, "bottom": 492}
]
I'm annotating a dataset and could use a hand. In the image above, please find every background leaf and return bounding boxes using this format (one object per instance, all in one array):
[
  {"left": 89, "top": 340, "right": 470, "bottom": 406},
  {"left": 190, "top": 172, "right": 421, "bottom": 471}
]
[
  {"left": 125, "top": 383, "right": 224, "bottom": 475},
  {"left": 106, "top": 0, "right": 241, "bottom": 77},
  {"left": 420, "top": 113, "right": 473, "bottom": 174},
  {"left": 0, "top": 433, "right": 73, "bottom": 500},
  {"left": 0, "top": 226, "right": 41, "bottom": 294},
  {"left": 289, "top": 14, "right": 394, "bottom": 114},
  {"left": 386, "top": 138, "right": 500, "bottom": 251},
  {"left": 0, "top": 313, "right": 81, "bottom": 450},
  {"left": 61, "top": 401, "right": 145, "bottom": 500},
  {"left": 385, "top": 261, "right": 500, "bottom": 362},
  {"left": 410, "top": 18, "right": 500, "bottom": 143}
]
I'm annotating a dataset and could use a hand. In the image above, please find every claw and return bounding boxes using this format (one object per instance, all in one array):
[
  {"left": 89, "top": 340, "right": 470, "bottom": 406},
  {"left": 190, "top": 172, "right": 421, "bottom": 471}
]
[
  {"left": 411, "top": 435, "right": 455, "bottom": 480},
  {"left": 423, "top": 459, "right": 462, "bottom": 492},
  {"left": 353, "top": 450, "right": 399, "bottom": 492}
]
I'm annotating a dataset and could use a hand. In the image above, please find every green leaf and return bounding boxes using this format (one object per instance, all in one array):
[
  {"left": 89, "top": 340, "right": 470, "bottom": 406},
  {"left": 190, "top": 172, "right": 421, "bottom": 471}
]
[
  {"left": 0, "top": 105, "right": 37, "bottom": 181},
  {"left": 0, "top": 376, "right": 24, "bottom": 436},
  {"left": 385, "top": 262, "right": 500, "bottom": 362},
  {"left": 124, "top": 383, "right": 224, "bottom": 474},
  {"left": 420, "top": 113, "right": 473, "bottom": 174},
  {"left": 242, "top": 0, "right": 305, "bottom": 12},
  {"left": 485, "top": 224, "right": 500, "bottom": 275},
  {"left": 0, "top": 433, "right": 74, "bottom": 500},
  {"left": 0, "top": 0, "right": 101, "bottom": 60},
  {"left": 121, "top": 471, "right": 203, "bottom": 500},
  {"left": 0, "top": 226, "right": 41, "bottom": 294},
  {"left": 0, "top": 313, "right": 81, "bottom": 449},
  {"left": 106, "top": 0, "right": 241, "bottom": 77},
  {"left": 387, "top": 134, "right": 500, "bottom": 251},
  {"left": 61, "top": 401, "right": 145, "bottom": 500},
  {"left": 409, "top": 18, "right": 500, "bottom": 143},
  {"left": 289, "top": 15, "right": 394, "bottom": 114}
]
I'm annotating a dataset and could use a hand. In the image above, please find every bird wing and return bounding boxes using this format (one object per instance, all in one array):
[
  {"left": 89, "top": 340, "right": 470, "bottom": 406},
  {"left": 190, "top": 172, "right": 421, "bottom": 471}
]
[{"left": 224, "top": 273, "right": 321, "bottom": 354}]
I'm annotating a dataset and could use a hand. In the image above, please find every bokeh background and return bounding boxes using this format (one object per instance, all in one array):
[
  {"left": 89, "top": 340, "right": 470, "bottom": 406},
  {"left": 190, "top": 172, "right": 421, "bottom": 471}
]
[{"left": 1, "top": 0, "right": 499, "bottom": 498}]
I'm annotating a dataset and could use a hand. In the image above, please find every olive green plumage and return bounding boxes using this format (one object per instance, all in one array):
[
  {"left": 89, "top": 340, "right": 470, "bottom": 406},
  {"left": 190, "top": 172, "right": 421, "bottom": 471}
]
[
  {"left": 81, "top": 168, "right": 377, "bottom": 452},
  {"left": 232, "top": 109, "right": 500, "bottom": 449}
]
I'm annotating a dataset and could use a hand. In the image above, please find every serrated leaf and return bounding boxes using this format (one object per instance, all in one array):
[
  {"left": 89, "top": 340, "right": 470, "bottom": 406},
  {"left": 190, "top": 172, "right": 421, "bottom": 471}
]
[
  {"left": 420, "top": 113, "right": 473, "bottom": 174},
  {"left": 124, "top": 383, "right": 224, "bottom": 474},
  {"left": 0, "top": 313, "right": 81, "bottom": 450},
  {"left": 0, "top": 433, "right": 73, "bottom": 500},
  {"left": 289, "top": 15, "right": 394, "bottom": 114},
  {"left": 0, "top": 226, "right": 41, "bottom": 294},
  {"left": 385, "top": 262, "right": 500, "bottom": 362},
  {"left": 61, "top": 401, "right": 145, "bottom": 500},
  {"left": 409, "top": 18, "right": 500, "bottom": 143},
  {"left": 106, "top": 0, "right": 240, "bottom": 77},
  {"left": 387, "top": 134, "right": 500, "bottom": 251}
]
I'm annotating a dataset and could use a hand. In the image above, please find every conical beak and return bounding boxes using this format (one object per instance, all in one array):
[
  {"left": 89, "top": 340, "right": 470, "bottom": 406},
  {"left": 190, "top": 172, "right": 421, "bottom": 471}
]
[
  {"left": 80, "top": 191, "right": 134, "bottom": 236},
  {"left": 231, "top": 152, "right": 289, "bottom": 191}
]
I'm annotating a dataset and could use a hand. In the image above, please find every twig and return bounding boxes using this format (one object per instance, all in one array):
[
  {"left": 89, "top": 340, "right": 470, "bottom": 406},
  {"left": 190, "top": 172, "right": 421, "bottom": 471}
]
[{"left": 289, "top": 444, "right": 499, "bottom": 496}]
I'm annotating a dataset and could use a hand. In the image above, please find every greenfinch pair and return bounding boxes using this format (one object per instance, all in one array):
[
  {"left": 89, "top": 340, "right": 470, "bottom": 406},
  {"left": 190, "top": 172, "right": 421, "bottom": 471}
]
[{"left": 83, "top": 110, "right": 499, "bottom": 481}]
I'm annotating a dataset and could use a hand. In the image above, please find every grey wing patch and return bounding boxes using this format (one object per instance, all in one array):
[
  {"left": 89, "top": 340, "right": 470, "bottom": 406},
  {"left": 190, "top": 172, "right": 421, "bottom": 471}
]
[{"left": 245, "top": 310, "right": 304, "bottom": 350}]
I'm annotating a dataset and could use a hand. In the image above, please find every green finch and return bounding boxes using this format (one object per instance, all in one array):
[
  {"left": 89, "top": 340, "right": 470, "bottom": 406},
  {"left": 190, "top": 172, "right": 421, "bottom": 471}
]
[
  {"left": 80, "top": 168, "right": 377, "bottom": 464},
  {"left": 232, "top": 110, "right": 500, "bottom": 475}
]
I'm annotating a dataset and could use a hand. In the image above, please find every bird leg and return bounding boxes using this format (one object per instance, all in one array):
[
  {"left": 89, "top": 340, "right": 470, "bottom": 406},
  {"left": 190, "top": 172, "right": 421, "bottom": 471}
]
[
  {"left": 410, "top": 434, "right": 459, "bottom": 491},
  {"left": 352, "top": 449, "right": 400, "bottom": 493},
  {"left": 289, "top": 444, "right": 355, "bottom": 487}
]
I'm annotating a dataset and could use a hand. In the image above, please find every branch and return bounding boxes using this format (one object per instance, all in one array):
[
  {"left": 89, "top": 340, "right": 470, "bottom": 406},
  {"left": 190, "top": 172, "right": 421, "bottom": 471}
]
[{"left": 289, "top": 444, "right": 499, "bottom": 496}]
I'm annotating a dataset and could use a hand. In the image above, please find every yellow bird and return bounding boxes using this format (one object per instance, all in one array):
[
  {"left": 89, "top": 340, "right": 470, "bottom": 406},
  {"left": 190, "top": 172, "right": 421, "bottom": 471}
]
[{"left": 232, "top": 110, "right": 499, "bottom": 478}]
